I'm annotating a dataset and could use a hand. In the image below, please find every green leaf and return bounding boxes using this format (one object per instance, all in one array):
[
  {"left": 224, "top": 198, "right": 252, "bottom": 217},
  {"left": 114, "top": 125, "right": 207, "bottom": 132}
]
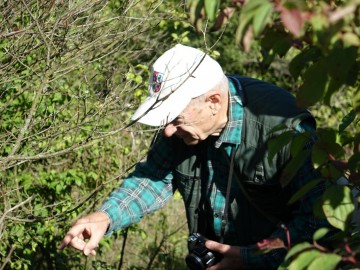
[
  {"left": 267, "top": 130, "right": 294, "bottom": 162},
  {"left": 312, "top": 128, "right": 345, "bottom": 167},
  {"left": 313, "top": 227, "right": 330, "bottom": 241},
  {"left": 320, "top": 163, "right": 343, "bottom": 180},
  {"left": 288, "top": 178, "right": 323, "bottom": 204},
  {"left": 135, "top": 64, "right": 150, "bottom": 71},
  {"left": 318, "top": 140, "right": 345, "bottom": 164},
  {"left": 285, "top": 242, "right": 312, "bottom": 261},
  {"left": 308, "top": 253, "right": 341, "bottom": 270},
  {"left": 312, "top": 143, "right": 330, "bottom": 168},
  {"left": 236, "top": 0, "right": 265, "bottom": 43},
  {"left": 261, "top": 28, "right": 291, "bottom": 62},
  {"left": 339, "top": 110, "right": 356, "bottom": 133},
  {"left": 289, "top": 47, "right": 321, "bottom": 79},
  {"left": 342, "top": 32, "right": 360, "bottom": 47},
  {"left": 242, "top": 0, "right": 265, "bottom": 13},
  {"left": 277, "top": 264, "right": 288, "bottom": 270},
  {"left": 322, "top": 185, "right": 355, "bottom": 231},
  {"left": 348, "top": 152, "right": 360, "bottom": 172},
  {"left": 236, "top": 12, "right": 254, "bottom": 44},
  {"left": 290, "top": 132, "right": 313, "bottom": 156},
  {"left": 75, "top": 178, "right": 82, "bottom": 186},
  {"left": 267, "top": 123, "right": 288, "bottom": 134},
  {"left": 323, "top": 77, "right": 343, "bottom": 106},
  {"left": 204, "top": 0, "right": 219, "bottom": 21},
  {"left": 53, "top": 92, "right": 62, "bottom": 102},
  {"left": 338, "top": 130, "right": 355, "bottom": 147},
  {"left": 88, "top": 171, "right": 98, "bottom": 180},
  {"left": 252, "top": 2, "right": 272, "bottom": 36},
  {"left": 273, "top": 38, "right": 291, "bottom": 58},
  {"left": 188, "top": 0, "right": 204, "bottom": 26},
  {"left": 288, "top": 249, "right": 321, "bottom": 270},
  {"left": 296, "top": 60, "right": 328, "bottom": 108},
  {"left": 261, "top": 28, "right": 282, "bottom": 50},
  {"left": 135, "top": 75, "right": 142, "bottom": 84},
  {"left": 313, "top": 198, "right": 326, "bottom": 219},
  {"left": 354, "top": 89, "right": 360, "bottom": 113},
  {"left": 56, "top": 183, "right": 64, "bottom": 193},
  {"left": 316, "top": 128, "right": 336, "bottom": 143},
  {"left": 280, "top": 149, "right": 310, "bottom": 187},
  {"left": 324, "top": 46, "right": 357, "bottom": 84}
]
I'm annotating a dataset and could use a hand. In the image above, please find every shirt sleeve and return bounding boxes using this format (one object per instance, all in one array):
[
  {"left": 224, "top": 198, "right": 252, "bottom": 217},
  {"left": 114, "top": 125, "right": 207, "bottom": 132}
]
[
  {"left": 98, "top": 136, "right": 175, "bottom": 235},
  {"left": 240, "top": 118, "right": 332, "bottom": 269}
]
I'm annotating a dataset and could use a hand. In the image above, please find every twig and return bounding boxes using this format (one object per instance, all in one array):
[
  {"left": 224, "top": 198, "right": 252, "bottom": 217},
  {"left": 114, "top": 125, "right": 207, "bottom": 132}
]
[
  {"left": 0, "top": 196, "right": 34, "bottom": 226},
  {"left": 0, "top": 245, "right": 16, "bottom": 270},
  {"left": 0, "top": 29, "right": 28, "bottom": 38}
]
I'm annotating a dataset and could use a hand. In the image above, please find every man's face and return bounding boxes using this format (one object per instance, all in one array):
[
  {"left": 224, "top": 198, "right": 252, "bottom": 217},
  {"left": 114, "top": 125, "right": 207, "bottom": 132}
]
[{"left": 163, "top": 101, "right": 219, "bottom": 145}]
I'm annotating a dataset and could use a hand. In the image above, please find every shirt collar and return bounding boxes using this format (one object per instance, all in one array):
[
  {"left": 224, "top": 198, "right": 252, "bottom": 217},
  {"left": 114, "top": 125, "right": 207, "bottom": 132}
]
[{"left": 215, "top": 78, "right": 243, "bottom": 148}]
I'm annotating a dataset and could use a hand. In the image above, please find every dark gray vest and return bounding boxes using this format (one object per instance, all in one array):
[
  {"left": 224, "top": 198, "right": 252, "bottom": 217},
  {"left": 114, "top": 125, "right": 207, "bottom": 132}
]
[{"left": 172, "top": 75, "right": 315, "bottom": 245}]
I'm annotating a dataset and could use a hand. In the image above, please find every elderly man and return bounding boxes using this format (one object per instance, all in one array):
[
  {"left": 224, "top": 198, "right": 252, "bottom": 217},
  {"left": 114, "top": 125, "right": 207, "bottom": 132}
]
[{"left": 59, "top": 44, "right": 330, "bottom": 269}]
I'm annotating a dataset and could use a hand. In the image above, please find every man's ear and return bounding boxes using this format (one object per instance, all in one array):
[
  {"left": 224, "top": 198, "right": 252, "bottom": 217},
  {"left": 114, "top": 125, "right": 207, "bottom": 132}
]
[{"left": 207, "top": 92, "right": 222, "bottom": 111}]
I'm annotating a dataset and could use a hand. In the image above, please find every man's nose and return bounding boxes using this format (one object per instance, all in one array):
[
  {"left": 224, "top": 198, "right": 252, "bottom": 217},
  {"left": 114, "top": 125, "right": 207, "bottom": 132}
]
[{"left": 163, "top": 123, "right": 177, "bottom": 137}]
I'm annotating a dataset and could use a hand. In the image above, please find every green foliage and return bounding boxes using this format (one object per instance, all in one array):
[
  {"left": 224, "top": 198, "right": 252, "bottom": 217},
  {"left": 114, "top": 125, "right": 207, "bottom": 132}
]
[
  {"left": 1, "top": 0, "right": 359, "bottom": 269},
  {"left": 0, "top": 0, "right": 187, "bottom": 269}
]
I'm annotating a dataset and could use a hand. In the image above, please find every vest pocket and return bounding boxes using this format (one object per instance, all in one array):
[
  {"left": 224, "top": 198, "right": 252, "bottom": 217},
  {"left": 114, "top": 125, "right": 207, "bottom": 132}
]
[
  {"left": 236, "top": 143, "right": 286, "bottom": 186},
  {"left": 174, "top": 172, "right": 201, "bottom": 208},
  {"left": 173, "top": 171, "right": 202, "bottom": 233}
]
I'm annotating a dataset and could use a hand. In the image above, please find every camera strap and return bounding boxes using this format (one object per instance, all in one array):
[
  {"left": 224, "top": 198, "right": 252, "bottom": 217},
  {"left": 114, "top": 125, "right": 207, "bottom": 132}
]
[
  {"left": 220, "top": 145, "right": 236, "bottom": 243},
  {"left": 193, "top": 141, "right": 216, "bottom": 239}
]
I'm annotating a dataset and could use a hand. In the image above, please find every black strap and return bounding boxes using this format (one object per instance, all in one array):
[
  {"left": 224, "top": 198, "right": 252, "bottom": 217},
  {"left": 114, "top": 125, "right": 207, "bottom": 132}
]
[
  {"left": 194, "top": 141, "right": 213, "bottom": 237},
  {"left": 220, "top": 146, "right": 236, "bottom": 243}
]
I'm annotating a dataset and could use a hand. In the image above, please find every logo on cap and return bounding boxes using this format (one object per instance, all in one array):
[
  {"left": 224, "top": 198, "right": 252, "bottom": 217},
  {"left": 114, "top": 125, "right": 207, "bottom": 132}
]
[{"left": 151, "top": 71, "right": 163, "bottom": 93}]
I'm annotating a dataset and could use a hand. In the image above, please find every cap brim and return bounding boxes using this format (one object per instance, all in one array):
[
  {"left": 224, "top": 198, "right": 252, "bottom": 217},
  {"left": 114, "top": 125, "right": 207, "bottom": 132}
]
[{"left": 131, "top": 89, "right": 191, "bottom": 126}]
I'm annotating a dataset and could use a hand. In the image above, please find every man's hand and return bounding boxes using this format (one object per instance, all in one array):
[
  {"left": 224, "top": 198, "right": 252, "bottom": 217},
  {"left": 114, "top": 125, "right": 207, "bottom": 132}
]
[
  {"left": 205, "top": 240, "right": 242, "bottom": 270},
  {"left": 58, "top": 211, "right": 110, "bottom": 256}
]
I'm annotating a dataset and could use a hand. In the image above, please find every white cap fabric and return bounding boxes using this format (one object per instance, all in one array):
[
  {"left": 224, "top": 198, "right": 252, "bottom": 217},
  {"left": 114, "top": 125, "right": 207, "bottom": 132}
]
[{"left": 131, "top": 44, "right": 224, "bottom": 126}]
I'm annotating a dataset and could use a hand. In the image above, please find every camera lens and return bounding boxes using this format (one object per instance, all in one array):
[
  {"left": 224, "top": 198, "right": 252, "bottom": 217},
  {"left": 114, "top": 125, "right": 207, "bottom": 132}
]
[
  {"left": 185, "top": 250, "right": 217, "bottom": 270},
  {"left": 185, "top": 253, "right": 206, "bottom": 270}
]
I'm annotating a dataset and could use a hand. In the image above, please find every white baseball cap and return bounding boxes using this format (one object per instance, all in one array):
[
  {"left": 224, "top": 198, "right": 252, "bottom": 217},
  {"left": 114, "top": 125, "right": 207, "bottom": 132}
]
[{"left": 131, "top": 44, "right": 224, "bottom": 126}]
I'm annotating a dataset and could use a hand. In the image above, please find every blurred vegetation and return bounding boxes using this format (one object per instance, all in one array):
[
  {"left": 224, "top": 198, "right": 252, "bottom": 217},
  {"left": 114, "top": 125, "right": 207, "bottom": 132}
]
[
  {"left": 0, "top": 0, "right": 359, "bottom": 269},
  {"left": 0, "top": 0, "right": 187, "bottom": 269}
]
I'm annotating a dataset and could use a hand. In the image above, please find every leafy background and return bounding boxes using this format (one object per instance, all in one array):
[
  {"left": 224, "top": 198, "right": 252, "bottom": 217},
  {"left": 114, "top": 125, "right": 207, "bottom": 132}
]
[{"left": 0, "top": 0, "right": 359, "bottom": 269}]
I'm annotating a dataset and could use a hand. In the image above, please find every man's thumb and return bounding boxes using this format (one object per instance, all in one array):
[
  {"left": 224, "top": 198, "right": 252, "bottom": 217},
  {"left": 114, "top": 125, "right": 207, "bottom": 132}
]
[
  {"left": 205, "top": 240, "right": 221, "bottom": 252},
  {"left": 83, "top": 234, "right": 102, "bottom": 256}
]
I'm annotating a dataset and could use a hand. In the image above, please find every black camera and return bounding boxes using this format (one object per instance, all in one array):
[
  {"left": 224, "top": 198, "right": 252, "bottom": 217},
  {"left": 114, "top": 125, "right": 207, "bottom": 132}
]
[{"left": 185, "top": 233, "right": 222, "bottom": 270}]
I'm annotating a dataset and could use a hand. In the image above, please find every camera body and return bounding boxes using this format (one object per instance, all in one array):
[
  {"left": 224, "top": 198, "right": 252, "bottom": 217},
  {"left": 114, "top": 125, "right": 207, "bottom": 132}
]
[{"left": 185, "top": 233, "right": 222, "bottom": 270}]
